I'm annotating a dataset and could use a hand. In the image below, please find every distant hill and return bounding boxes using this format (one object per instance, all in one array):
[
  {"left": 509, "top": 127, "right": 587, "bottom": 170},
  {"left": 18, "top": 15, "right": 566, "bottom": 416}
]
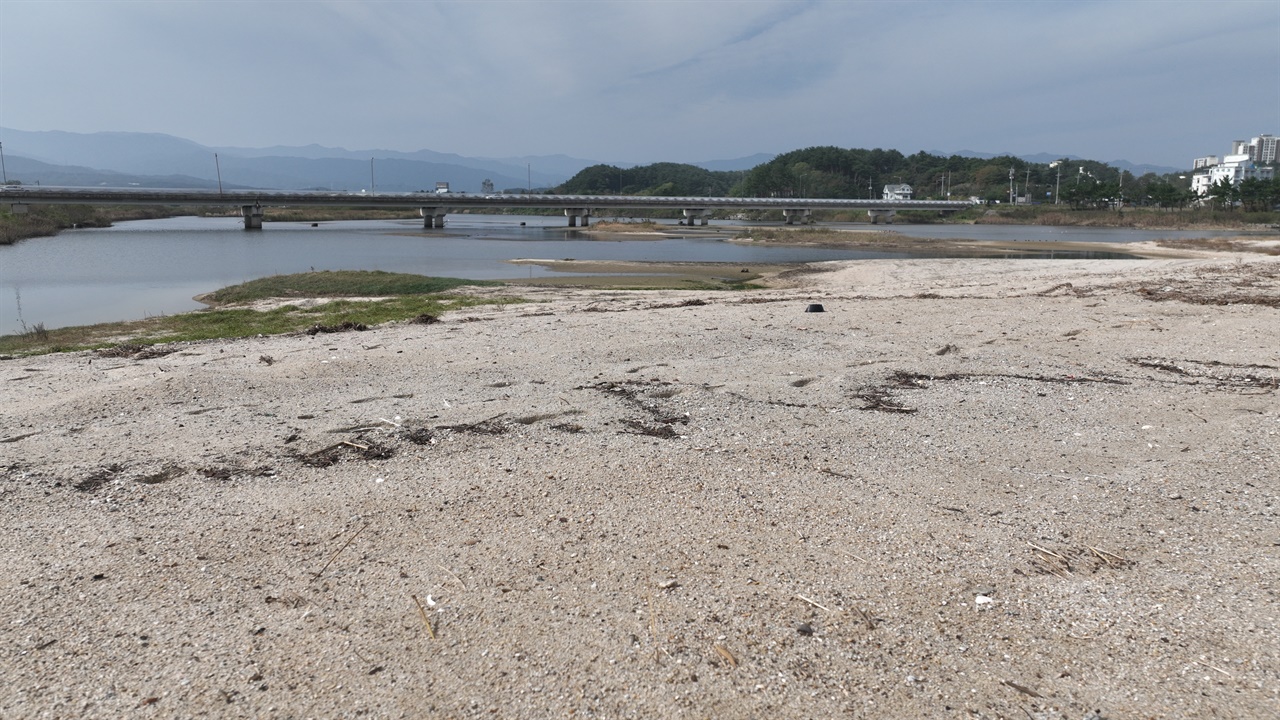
[
  {"left": 0, "top": 128, "right": 785, "bottom": 193},
  {"left": 2, "top": 154, "right": 225, "bottom": 190},
  {"left": 933, "top": 149, "right": 1183, "bottom": 176},
  {"left": 0, "top": 128, "right": 592, "bottom": 192}
]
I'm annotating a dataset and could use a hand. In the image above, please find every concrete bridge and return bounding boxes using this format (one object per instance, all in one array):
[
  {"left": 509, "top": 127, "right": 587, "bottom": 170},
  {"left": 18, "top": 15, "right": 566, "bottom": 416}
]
[{"left": 0, "top": 187, "right": 973, "bottom": 230}]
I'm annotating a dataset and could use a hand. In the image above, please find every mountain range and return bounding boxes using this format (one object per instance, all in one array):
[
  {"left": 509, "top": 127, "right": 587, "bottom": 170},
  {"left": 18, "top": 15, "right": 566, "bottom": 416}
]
[{"left": 0, "top": 128, "right": 1179, "bottom": 192}]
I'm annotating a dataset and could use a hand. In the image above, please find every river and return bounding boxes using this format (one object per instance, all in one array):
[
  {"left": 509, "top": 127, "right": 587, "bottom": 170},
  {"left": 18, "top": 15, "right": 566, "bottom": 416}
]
[{"left": 0, "top": 214, "right": 1249, "bottom": 335}]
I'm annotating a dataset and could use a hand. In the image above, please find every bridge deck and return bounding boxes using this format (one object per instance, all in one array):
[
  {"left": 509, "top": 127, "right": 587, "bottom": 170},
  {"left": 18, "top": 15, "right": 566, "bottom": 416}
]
[{"left": 1, "top": 187, "right": 972, "bottom": 212}]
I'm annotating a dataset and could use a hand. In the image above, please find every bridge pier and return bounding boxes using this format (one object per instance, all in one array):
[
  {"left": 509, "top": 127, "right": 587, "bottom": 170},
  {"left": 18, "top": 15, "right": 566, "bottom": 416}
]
[
  {"left": 682, "top": 209, "right": 710, "bottom": 226},
  {"left": 782, "top": 208, "right": 812, "bottom": 225},
  {"left": 420, "top": 207, "right": 447, "bottom": 229},
  {"left": 867, "top": 209, "right": 896, "bottom": 224},
  {"left": 241, "top": 204, "right": 263, "bottom": 230},
  {"left": 564, "top": 208, "right": 590, "bottom": 227}
]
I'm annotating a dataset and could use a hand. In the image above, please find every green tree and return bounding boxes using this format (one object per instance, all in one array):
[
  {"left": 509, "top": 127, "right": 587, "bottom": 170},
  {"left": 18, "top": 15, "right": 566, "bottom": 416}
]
[
  {"left": 1147, "top": 181, "right": 1184, "bottom": 209},
  {"left": 1208, "top": 177, "right": 1239, "bottom": 210},
  {"left": 559, "top": 163, "right": 742, "bottom": 197},
  {"left": 1238, "top": 177, "right": 1270, "bottom": 212}
]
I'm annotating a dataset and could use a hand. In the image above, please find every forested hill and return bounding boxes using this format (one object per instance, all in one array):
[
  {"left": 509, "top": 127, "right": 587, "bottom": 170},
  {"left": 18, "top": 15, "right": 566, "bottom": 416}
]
[
  {"left": 733, "top": 146, "right": 1112, "bottom": 203},
  {"left": 558, "top": 146, "right": 1227, "bottom": 209},
  {"left": 558, "top": 163, "right": 745, "bottom": 197}
]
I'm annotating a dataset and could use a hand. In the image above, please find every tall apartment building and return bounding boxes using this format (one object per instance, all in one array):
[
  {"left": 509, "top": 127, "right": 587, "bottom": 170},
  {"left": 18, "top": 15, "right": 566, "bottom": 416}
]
[
  {"left": 1190, "top": 134, "right": 1276, "bottom": 197},
  {"left": 1231, "top": 135, "right": 1276, "bottom": 164},
  {"left": 1252, "top": 134, "right": 1277, "bottom": 164}
]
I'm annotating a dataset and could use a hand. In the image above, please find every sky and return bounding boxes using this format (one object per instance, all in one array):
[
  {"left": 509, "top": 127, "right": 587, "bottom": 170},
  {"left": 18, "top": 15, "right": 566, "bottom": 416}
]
[{"left": 1, "top": 0, "right": 1277, "bottom": 169}]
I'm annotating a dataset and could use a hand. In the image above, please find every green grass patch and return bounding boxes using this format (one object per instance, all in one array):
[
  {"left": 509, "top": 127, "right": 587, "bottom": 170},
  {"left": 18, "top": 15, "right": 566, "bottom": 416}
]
[
  {"left": 203, "top": 270, "right": 502, "bottom": 304},
  {"left": 1, "top": 272, "right": 520, "bottom": 357}
]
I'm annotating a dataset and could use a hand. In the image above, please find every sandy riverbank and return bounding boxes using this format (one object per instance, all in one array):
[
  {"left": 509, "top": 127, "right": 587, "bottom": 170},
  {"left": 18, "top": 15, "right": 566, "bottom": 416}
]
[{"left": 2, "top": 245, "right": 1278, "bottom": 718}]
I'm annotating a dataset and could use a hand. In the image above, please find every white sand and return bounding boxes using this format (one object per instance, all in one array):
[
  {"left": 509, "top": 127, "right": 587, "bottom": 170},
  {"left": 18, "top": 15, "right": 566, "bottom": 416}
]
[{"left": 2, "top": 246, "right": 1278, "bottom": 718}]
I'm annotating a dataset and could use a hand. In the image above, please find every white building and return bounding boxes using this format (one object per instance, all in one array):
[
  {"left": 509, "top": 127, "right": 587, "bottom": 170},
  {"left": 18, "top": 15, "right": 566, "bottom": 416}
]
[
  {"left": 882, "top": 183, "right": 913, "bottom": 200},
  {"left": 1190, "top": 136, "right": 1275, "bottom": 198}
]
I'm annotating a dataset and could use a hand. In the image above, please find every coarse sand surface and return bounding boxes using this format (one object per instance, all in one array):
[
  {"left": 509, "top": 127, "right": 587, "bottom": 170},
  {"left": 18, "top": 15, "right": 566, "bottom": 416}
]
[{"left": 2, "top": 245, "right": 1278, "bottom": 718}]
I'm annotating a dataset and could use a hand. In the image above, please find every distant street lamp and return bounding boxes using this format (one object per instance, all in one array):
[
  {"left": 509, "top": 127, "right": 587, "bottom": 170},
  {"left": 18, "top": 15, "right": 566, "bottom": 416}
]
[{"left": 1050, "top": 160, "right": 1064, "bottom": 204}]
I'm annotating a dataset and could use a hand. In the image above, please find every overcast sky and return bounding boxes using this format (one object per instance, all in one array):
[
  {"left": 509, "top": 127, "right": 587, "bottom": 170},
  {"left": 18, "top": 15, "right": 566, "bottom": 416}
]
[{"left": 1, "top": 0, "right": 1277, "bottom": 168}]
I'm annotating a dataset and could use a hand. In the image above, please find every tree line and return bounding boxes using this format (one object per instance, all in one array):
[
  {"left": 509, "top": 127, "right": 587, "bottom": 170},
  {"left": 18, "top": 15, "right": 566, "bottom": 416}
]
[{"left": 557, "top": 145, "right": 1280, "bottom": 211}]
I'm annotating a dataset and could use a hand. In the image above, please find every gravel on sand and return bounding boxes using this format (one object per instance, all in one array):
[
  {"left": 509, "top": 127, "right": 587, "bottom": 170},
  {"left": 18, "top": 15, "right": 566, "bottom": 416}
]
[{"left": 2, "top": 247, "right": 1278, "bottom": 718}]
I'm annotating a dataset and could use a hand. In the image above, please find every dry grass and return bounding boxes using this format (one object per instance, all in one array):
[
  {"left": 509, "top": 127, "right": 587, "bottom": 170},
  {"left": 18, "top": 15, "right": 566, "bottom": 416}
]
[
  {"left": 1153, "top": 236, "right": 1280, "bottom": 255},
  {"left": 587, "top": 220, "right": 664, "bottom": 232}
]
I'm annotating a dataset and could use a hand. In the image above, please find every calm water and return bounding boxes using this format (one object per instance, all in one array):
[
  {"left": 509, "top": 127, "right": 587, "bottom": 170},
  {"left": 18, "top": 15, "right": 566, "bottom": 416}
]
[{"left": 0, "top": 214, "right": 1241, "bottom": 335}]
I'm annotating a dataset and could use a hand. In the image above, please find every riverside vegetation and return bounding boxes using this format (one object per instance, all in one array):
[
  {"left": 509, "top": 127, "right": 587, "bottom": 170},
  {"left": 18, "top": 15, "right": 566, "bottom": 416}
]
[{"left": 0, "top": 271, "right": 514, "bottom": 357}]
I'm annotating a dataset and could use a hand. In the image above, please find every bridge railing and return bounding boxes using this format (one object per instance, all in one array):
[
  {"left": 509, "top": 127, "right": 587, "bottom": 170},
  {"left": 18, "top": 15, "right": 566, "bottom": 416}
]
[{"left": 0, "top": 187, "right": 975, "bottom": 211}]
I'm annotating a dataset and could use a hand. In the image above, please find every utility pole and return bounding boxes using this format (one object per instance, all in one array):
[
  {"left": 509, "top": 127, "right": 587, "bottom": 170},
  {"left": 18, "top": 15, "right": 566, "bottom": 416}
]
[
  {"left": 215, "top": 153, "right": 223, "bottom": 195},
  {"left": 1024, "top": 168, "right": 1030, "bottom": 205},
  {"left": 1009, "top": 167, "right": 1015, "bottom": 205},
  {"left": 0, "top": 141, "right": 7, "bottom": 184},
  {"left": 370, "top": 158, "right": 375, "bottom": 194}
]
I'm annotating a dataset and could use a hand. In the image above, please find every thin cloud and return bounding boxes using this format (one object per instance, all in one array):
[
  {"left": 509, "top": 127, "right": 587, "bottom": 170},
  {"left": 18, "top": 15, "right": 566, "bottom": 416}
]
[{"left": 0, "top": 0, "right": 1275, "bottom": 167}]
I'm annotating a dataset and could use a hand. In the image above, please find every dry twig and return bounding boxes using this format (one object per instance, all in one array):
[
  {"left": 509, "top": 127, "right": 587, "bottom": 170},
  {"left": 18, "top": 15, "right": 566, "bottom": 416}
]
[
  {"left": 1194, "top": 659, "right": 1233, "bottom": 678},
  {"left": 1001, "top": 679, "right": 1045, "bottom": 698},
  {"left": 312, "top": 523, "right": 369, "bottom": 579},
  {"left": 1028, "top": 541, "right": 1074, "bottom": 577},
  {"left": 855, "top": 606, "right": 877, "bottom": 631},
  {"left": 1087, "top": 545, "right": 1131, "bottom": 568},
  {"left": 411, "top": 594, "right": 437, "bottom": 640},
  {"left": 796, "top": 594, "right": 832, "bottom": 612},
  {"left": 437, "top": 565, "right": 468, "bottom": 590},
  {"left": 713, "top": 643, "right": 738, "bottom": 667}
]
